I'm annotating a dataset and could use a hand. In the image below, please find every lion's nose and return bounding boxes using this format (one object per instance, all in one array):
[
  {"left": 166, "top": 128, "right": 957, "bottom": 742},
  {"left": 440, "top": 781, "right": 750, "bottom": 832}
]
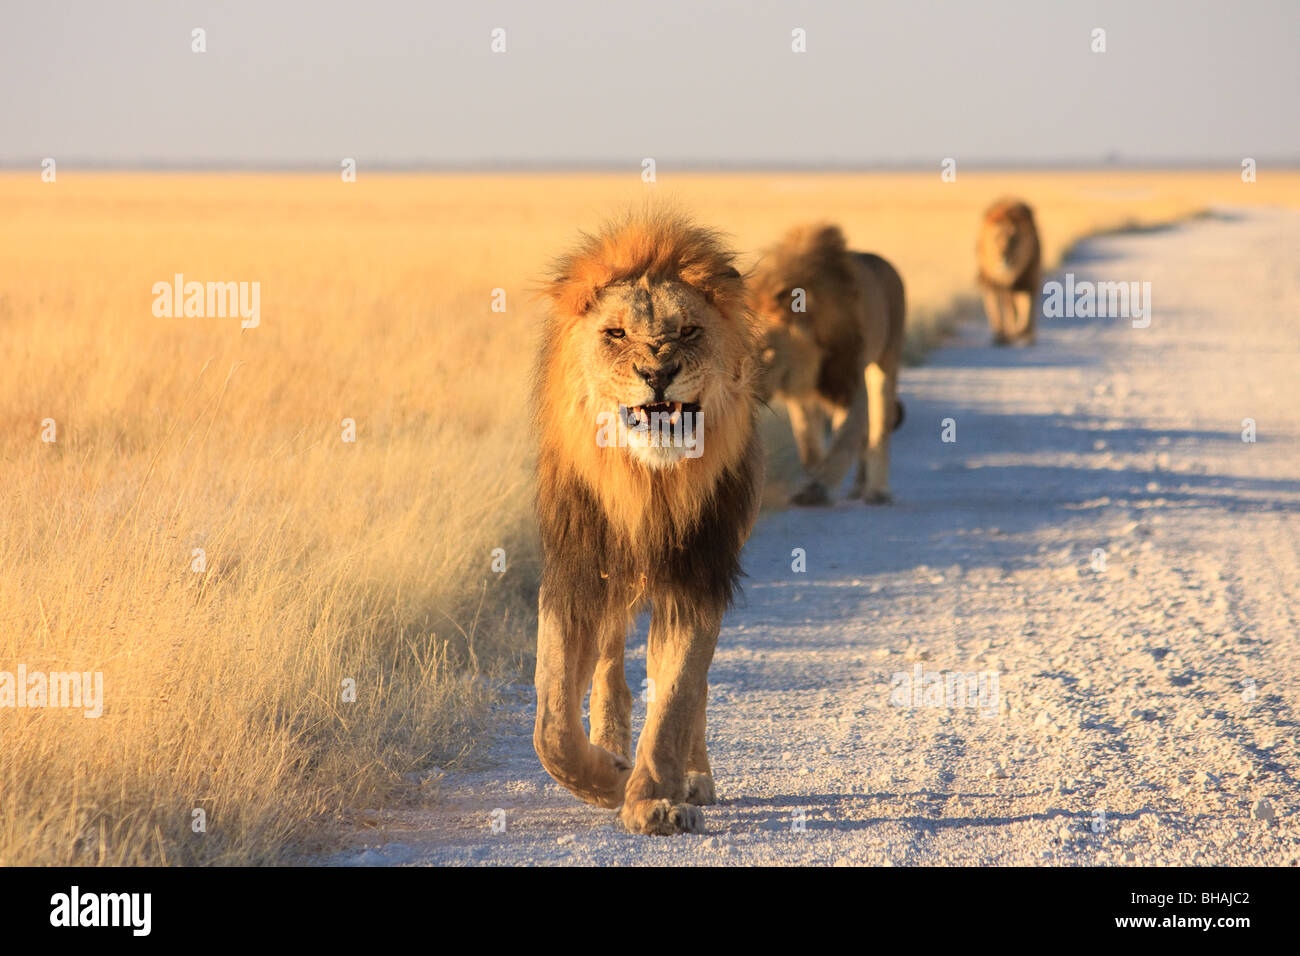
[{"left": 633, "top": 363, "right": 681, "bottom": 401}]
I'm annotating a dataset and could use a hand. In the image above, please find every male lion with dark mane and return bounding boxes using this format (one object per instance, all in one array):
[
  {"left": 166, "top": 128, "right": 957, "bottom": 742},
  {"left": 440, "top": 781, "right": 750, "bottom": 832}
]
[
  {"left": 752, "top": 223, "right": 906, "bottom": 505},
  {"left": 533, "top": 209, "right": 763, "bottom": 835},
  {"left": 977, "top": 198, "right": 1042, "bottom": 345}
]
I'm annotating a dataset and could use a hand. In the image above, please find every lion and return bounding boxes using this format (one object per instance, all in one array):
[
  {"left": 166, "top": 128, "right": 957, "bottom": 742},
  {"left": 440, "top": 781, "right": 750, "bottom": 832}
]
[
  {"left": 977, "top": 198, "right": 1041, "bottom": 345},
  {"left": 752, "top": 223, "right": 906, "bottom": 506},
  {"left": 533, "top": 208, "right": 763, "bottom": 835}
]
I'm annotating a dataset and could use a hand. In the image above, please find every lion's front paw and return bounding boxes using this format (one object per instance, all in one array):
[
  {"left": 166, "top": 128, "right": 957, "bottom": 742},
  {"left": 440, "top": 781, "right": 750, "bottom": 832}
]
[
  {"left": 684, "top": 771, "right": 717, "bottom": 806},
  {"left": 621, "top": 798, "right": 704, "bottom": 835},
  {"left": 790, "top": 481, "right": 831, "bottom": 507},
  {"left": 863, "top": 489, "right": 893, "bottom": 506}
]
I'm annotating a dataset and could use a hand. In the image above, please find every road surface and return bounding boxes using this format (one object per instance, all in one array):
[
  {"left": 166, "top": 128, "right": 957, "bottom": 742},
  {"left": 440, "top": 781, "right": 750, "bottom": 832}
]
[{"left": 326, "top": 207, "right": 1300, "bottom": 866}]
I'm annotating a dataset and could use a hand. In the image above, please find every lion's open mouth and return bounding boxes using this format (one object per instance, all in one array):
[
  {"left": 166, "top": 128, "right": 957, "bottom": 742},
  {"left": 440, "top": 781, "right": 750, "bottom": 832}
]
[{"left": 620, "top": 400, "right": 702, "bottom": 429}]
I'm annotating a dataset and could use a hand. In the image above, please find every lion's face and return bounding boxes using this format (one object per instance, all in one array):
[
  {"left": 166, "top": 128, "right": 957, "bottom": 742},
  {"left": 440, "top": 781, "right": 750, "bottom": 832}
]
[
  {"left": 576, "top": 278, "right": 738, "bottom": 468},
  {"left": 755, "top": 319, "right": 822, "bottom": 402},
  {"left": 750, "top": 267, "right": 839, "bottom": 404},
  {"left": 538, "top": 210, "right": 759, "bottom": 541},
  {"left": 747, "top": 223, "right": 864, "bottom": 404},
  {"left": 751, "top": 276, "right": 813, "bottom": 328},
  {"left": 979, "top": 201, "right": 1039, "bottom": 287},
  {"left": 986, "top": 216, "right": 1020, "bottom": 263}
]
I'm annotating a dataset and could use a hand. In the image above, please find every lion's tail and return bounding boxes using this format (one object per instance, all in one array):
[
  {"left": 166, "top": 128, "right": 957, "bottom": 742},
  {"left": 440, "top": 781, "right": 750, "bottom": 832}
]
[{"left": 893, "top": 399, "right": 906, "bottom": 432}]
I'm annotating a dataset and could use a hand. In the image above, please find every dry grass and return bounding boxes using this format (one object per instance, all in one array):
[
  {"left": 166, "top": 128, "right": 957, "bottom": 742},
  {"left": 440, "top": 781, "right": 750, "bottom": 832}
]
[{"left": 3, "top": 169, "right": 1298, "bottom": 864}]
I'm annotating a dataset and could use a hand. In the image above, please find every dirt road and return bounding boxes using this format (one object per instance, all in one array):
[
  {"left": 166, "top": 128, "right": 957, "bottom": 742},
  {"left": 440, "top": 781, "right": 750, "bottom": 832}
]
[{"left": 328, "top": 207, "right": 1300, "bottom": 866}]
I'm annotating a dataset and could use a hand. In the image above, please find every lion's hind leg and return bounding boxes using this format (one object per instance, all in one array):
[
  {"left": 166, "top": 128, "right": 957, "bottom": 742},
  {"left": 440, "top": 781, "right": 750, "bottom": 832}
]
[
  {"left": 862, "top": 361, "right": 894, "bottom": 504},
  {"left": 534, "top": 595, "right": 632, "bottom": 808},
  {"left": 588, "top": 617, "right": 633, "bottom": 761},
  {"left": 684, "top": 683, "right": 716, "bottom": 805}
]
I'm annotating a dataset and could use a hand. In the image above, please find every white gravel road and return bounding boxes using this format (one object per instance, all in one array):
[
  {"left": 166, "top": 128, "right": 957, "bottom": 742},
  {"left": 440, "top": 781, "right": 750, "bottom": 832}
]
[{"left": 327, "top": 207, "right": 1300, "bottom": 866}]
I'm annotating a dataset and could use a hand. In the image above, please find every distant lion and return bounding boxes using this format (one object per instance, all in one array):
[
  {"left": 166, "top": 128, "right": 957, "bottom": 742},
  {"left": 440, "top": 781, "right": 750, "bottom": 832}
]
[
  {"left": 752, "top": 223, "right": 906, "bottom": 505},
  {"left": 533, "top": 209, "right": 763, "bottom": 835},
  {"left": 977, "top": 198, "right": 1041, "bottom": 345}
]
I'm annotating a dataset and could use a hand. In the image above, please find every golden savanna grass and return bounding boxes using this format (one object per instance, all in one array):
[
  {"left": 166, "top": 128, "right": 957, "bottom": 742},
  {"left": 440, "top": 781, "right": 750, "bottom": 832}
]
[{"left": 3, "top": 170, "right": 1298, "bottom": 864}]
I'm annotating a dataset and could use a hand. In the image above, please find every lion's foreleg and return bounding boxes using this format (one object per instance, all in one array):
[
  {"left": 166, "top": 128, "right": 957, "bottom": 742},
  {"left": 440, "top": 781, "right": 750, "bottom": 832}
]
[
  {"left": 1010, "top": 291, "right": 1031, "bottom": 342},
  {"left": 621, "top": 599, "right": 720, "bottom": 834},
  {"left": 1000, "top": 290, "right": 1018, "bottom": 341},
  {"left": 798, "top": 385, "right": 866, "bottom": 500},
  {"left": 650, "top": 627, "right": 716, "bottom": 804},
  {"left": 786, "top": 398, "right": 828, "bottom": 470},
  {"left": 534, "top": 594, "right": 632, "bottom": 808},
  {"left": 1013, "top": 270, "right": 1039, "bottom": 343},
  {"left": 983, "top": 288, "right": 1009, "bottom": 345}
]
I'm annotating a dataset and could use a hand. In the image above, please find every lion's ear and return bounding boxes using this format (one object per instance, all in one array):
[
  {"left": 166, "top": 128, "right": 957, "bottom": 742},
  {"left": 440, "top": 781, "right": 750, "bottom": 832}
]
[
  {"left": 810, "top": 224, "right": 848, "bottom": 257},
  {"left": 544, "top": 271, "right": 602, "bottom": 316},
  {"left": 697, "top": 265, "right": 744, "bottom": 309}
]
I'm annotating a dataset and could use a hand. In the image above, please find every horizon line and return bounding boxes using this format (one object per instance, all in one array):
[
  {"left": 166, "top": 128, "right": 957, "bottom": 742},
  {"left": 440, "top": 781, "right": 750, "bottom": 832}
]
[{"left": 4, "top": 157, "right": 1298, "bottom": 174}]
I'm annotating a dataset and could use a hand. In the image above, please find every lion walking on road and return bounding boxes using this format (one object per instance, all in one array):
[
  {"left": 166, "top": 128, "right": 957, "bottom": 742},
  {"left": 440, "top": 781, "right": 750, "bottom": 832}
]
[
  {"left": 533, "top": 208, "right": 763, "bottom": 835},
  {"left": 752, "top": 223, "right": 906, "bottom": 505},
  {"left": 977, "top": 198, "right": 1042, "bottom": 345}
]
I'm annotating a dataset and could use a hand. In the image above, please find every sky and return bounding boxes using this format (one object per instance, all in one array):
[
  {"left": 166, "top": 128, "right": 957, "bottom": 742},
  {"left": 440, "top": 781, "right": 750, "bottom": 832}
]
[{"left": 3, "top": 0, "right": 1298, "bottom": 168}]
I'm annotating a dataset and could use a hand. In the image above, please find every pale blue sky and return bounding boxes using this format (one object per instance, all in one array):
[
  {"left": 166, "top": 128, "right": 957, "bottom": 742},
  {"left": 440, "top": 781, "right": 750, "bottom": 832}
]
[{"left": 3, "top": 0, "right": 1297, "bottom": 167}]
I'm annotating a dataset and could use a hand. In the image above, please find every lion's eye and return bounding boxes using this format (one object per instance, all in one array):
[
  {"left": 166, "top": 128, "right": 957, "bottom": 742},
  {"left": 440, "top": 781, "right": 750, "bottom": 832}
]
[
  {"left": 603, "top": 328, "right": 625, "bottom": 339},
  {"left": 680, "top": 325, "right": 701, "bottom": 339}
]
